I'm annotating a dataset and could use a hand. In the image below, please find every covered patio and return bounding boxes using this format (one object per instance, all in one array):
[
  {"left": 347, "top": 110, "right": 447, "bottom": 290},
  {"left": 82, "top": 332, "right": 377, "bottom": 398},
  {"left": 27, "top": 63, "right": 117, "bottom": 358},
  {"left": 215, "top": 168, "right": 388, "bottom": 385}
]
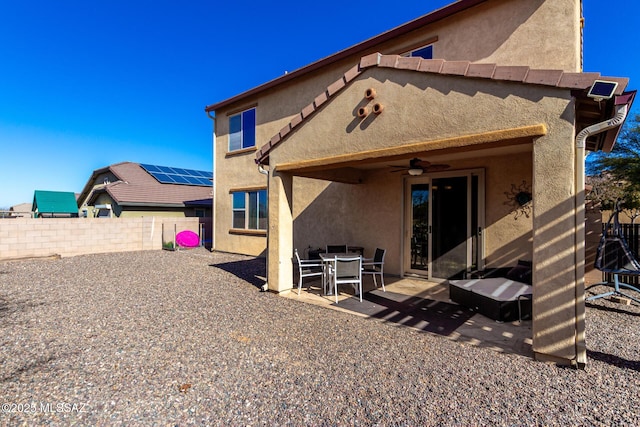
[{"left": 257, "top": 54, "right": 634, "bottom": 366}]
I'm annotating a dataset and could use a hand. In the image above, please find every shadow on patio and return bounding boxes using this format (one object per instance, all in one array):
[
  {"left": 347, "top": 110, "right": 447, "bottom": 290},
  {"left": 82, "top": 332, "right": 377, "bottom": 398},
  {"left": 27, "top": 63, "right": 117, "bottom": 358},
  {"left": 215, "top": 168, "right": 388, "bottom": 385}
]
[
  {"left": 284, "top": 274, "right": 534, "bottom": 358},
  {"left": 208, "top": 254, "right": 533, "bottom": 357}
]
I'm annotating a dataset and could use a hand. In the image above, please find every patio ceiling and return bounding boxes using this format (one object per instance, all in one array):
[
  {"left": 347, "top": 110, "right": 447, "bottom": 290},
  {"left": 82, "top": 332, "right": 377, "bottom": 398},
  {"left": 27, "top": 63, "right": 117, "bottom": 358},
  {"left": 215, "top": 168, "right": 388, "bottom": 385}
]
[{"left": 274, "top": 124, "right": 545, "bottom": 184}]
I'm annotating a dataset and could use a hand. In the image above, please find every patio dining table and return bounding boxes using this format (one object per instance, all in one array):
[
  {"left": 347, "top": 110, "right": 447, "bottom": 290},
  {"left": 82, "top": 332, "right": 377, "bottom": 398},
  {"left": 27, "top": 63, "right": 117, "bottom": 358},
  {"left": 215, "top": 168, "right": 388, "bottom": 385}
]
[{"left": 319, "top": 252, "right": 363, "bottom": 296}]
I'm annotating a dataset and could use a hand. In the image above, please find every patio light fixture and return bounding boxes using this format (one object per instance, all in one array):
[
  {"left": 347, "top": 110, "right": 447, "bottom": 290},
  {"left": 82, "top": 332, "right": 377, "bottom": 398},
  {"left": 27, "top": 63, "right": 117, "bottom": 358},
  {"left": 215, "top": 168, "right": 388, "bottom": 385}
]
[{"left": 408, "top": 167, "right": 423, "bottom": 176}]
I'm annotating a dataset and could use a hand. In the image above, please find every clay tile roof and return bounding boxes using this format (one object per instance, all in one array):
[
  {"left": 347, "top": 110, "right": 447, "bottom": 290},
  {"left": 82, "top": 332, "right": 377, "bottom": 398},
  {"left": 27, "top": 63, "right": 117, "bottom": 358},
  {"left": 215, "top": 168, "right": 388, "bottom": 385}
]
[
  {"left": 255, "top": 54, "right": 632, "bottom": 163},
  {"left": 86, "top": 162, "right": 212, "bottom": 207}
]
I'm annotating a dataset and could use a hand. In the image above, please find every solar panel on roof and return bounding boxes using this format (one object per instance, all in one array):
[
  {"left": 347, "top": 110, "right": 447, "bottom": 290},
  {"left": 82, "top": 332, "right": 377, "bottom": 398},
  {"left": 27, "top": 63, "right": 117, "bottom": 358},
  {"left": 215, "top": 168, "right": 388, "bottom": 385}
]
[
  {"left": 195, "top": 177, "right": 212, "bottom": 185},
  {"left": 140, "top": 163, "right": 161, "bottom": 173},
  {"left": 153, "top": 173, "right": 175, "bottom": 183},
  {"left": 172, "top": 175, "right": 190, "bottom": 184},
  {"left": 139, "top": 163, "right": 212, "bottom": 186},
  {"left": 587, "top": 80, "right": 618, "bottom": 100}
]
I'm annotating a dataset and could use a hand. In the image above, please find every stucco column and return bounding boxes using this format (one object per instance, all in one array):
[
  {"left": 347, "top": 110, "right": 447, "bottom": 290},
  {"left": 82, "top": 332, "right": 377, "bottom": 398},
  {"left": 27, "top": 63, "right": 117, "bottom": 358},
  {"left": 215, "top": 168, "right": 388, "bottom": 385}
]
[
  {"left": 531, "top": 131, "right": 586, "bottom": 366},
  {"left": 267, "top": 170, "right": 294, "bottom": 293}
]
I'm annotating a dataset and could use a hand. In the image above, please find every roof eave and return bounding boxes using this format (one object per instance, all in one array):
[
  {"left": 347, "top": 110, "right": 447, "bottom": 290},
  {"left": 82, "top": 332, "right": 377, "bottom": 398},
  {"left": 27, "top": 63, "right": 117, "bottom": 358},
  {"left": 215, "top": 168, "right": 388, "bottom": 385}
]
[
  {"left": 599, "top": 91, "right": 637, "bottom": 153},
  {"left": 204, "top": 0, "right": 489, "bottom": 113},
  {"left": 117, "top": 202, "right": 187, "bottom": 208},
  {"left": 77, "top": 164, "right": 127, "bottom": 206}
]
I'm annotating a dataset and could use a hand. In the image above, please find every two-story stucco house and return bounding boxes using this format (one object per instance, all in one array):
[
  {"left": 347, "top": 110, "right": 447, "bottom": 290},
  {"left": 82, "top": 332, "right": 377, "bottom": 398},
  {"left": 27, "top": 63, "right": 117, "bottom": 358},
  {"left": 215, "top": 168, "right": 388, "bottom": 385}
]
[{"left": 204, "top": 0, "right": 635, "bottom": 367}]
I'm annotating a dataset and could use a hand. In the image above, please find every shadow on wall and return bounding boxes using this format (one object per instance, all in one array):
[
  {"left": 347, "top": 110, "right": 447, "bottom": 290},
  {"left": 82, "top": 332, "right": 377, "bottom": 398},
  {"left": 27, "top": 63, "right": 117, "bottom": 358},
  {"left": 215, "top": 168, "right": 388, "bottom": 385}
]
[
  {"left": 533, "top": 193, "right": 590, "bottom": 364},
  {"left": 487, "top": 232, "right": 533, "bottom": 269},
  {"left": 291, "top": 165, "right": 536, "bottom": 273},
  {"left": 293, "top": 180, "right": 359, "bottom": 251},
  {"left": 292, "top": 175, "right": 403, "bottom": 266}
]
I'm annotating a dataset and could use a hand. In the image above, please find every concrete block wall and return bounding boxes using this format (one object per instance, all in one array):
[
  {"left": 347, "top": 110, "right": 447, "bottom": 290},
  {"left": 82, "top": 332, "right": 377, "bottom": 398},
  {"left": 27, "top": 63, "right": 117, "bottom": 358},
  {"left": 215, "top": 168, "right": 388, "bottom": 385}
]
[{"left": 0, "top": 217, "right": 202, "bottom": 260}]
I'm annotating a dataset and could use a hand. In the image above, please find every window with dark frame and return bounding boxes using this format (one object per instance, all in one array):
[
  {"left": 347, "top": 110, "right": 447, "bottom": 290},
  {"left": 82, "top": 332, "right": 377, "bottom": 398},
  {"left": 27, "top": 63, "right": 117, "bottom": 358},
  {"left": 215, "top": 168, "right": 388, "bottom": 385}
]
[
  {"left": 229, "top": 108, "right": 256, "bottom": 151},
  {"left": 232, "top": 190, "right": 267, "bottom": 230},
  {"left": 403, "top": 44, "right": 433, "bottom": 59}
]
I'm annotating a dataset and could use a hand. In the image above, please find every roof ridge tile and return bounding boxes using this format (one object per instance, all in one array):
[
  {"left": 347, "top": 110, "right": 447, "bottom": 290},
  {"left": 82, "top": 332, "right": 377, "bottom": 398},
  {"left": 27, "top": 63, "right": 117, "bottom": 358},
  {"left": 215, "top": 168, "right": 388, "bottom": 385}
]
[
  {"left": 359, "top": 53, "right": 381, "bottom": 69},
  {"left": 558, "top": 72, "right": 605, "bottom": 90},
  {"left": 379, "top": 55, "right": 400, "bottom": 68},
  {"left": 466, "top": 63, "right": 497, "bottom": 79},
  {"left": 492, "top": 65, "right": 530, "bottom": 82},
  {"left": 396, "top": 56, "right": 422, "bottom": 71},
  {"left": 417, "top": 59, "right": 445, "bottom": 73},
  {"left": 441, "top": 60, "right": 471, "bottom": 76},
  {"left": 524, "top": 69, "right": 564, "bottom": 86}
]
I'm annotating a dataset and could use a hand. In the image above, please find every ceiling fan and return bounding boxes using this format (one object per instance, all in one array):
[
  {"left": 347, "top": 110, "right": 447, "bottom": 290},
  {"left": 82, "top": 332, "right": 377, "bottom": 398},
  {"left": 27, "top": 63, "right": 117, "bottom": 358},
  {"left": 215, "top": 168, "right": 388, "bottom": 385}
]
[{"left": 388, "top": 158, "right": 450, "bottom": 176}]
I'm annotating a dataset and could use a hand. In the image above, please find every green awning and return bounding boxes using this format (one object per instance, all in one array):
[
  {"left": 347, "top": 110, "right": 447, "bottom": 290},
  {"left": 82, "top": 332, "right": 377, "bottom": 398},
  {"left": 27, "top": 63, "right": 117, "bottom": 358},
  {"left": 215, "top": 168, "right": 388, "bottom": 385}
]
[{"left": 32, "top": 190, "right": 79, "bottom": 217}]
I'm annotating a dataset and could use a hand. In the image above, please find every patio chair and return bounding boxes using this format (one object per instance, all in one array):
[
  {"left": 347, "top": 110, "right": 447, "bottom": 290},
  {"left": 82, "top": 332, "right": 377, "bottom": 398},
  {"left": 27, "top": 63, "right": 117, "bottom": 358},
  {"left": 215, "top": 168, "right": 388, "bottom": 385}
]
[
  {"left": 326, "top": 244, "right": 348, "bottom": 254},
  {"left": 362, "top": 248, "right": 386, "bottom": 291},
  {"left": 294, "top": 249, "right": 325, "bottom": 295},
  {"left": 329, "top": 255, "right": 363, "bottom": 303}
]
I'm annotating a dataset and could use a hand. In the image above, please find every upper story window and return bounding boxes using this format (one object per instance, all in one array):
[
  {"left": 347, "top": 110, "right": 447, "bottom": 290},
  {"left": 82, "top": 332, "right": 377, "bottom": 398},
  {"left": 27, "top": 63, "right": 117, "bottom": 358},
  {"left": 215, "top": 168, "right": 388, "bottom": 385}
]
[
  {"left": 403, "top": 44, "right": 433, "bottom": 60},
  {"left": 229, "top": 107, "right": 256, "bottom": 151}
]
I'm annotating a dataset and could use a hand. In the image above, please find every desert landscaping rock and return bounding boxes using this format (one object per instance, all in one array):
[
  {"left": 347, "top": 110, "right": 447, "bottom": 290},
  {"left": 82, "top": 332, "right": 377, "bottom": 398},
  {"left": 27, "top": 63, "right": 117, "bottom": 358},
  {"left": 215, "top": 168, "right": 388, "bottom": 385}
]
[{"left": 1, "top": 249, "right": 639, "bottom": 426}]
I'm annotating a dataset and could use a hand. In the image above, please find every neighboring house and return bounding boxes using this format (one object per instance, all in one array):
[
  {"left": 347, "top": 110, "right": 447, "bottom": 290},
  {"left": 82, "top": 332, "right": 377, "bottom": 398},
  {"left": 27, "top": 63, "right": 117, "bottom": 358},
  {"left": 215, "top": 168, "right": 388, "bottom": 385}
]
[
  {"left": 204, "top": 0, "right": 635, "bottom": 367},
  {"left": 32, "top": 190, "right": 79, "bottom": 218},
  {"left": 77, "top": 162, "right": 212, "bottom": 218},
  {"left": 9, "top": 203, "right": 32, "bottom": 218}
]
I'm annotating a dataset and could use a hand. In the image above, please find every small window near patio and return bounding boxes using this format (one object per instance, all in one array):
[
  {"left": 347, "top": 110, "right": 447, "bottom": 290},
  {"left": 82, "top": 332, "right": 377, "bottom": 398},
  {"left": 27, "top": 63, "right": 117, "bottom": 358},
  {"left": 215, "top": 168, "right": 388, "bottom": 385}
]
[{"left": 231, "top": 190, "right": 266, "bottom": 230}]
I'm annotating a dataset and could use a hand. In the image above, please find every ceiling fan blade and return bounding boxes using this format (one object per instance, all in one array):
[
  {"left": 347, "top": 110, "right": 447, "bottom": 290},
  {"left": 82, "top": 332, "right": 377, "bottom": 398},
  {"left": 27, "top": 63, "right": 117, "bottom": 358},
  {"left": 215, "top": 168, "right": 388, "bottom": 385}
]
[
  {"left": 425, "top": 164, "right": 450, "bottom": 171},
  {"left": 414, "top": 160, "right": 432, "bottom": 168}
]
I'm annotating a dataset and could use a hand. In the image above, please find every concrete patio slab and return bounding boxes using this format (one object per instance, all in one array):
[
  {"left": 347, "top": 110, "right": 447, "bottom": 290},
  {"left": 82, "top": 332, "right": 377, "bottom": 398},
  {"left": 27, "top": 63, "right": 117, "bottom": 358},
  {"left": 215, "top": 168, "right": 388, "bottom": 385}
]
[{"left": 282, "top": 274, "right": 533, "bottom": 358}]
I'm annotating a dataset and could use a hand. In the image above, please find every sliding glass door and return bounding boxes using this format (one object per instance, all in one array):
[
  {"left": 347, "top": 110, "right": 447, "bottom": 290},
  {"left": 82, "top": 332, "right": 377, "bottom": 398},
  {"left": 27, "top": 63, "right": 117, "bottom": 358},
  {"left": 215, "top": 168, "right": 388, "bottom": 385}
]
[{"left": 405, "top": 170, "right": 484, "bottom": 280}]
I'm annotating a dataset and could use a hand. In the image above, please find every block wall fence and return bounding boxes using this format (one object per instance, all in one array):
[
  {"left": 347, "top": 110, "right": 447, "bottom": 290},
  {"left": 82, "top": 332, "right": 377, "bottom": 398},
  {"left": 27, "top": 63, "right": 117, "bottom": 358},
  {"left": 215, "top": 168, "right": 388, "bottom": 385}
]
[{"left": 0, "top": 217, "right": 204, "bottom": 260}]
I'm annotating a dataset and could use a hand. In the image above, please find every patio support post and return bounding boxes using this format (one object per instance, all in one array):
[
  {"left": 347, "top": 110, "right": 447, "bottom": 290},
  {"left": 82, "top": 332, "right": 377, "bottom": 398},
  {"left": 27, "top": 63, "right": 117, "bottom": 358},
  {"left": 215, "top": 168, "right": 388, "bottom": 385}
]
[
  {"left": 531, "top": 127, "right": 585, "bottom": 367},
  {"left": 267, "top": 169, "right": 294, "bottom": 293}
]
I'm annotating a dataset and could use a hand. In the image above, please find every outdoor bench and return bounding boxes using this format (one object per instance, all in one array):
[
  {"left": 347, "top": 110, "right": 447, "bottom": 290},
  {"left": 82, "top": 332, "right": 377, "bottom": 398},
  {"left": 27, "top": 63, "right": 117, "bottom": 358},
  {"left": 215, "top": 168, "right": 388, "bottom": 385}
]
[{"left": 448, "top": 260, "right": 532, "bottom": 322}]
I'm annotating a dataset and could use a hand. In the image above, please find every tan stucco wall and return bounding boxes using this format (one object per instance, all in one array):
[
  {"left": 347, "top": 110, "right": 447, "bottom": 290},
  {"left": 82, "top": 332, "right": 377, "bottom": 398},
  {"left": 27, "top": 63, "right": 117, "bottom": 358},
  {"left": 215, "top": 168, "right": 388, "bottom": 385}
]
[
  {"left": 531, "top": 109, "right": 584, "bottom": 364},
  {"left": 212, "top": 75, "right": 343, "bottom": 256},
  {"left": 271, "top": 70, "right": 566, "bottom": 163},
  {"left": 265, "top": 68, "right": 571, "bottom": 285},
  {"left": 289, "top": 151, "right": 533, "bottom": 278},
  {"left": 426, "top": 0, "right": 581, "bottom": 71},
  {"left": 212, "top": 0, "right": 582, "bottom": 258}
]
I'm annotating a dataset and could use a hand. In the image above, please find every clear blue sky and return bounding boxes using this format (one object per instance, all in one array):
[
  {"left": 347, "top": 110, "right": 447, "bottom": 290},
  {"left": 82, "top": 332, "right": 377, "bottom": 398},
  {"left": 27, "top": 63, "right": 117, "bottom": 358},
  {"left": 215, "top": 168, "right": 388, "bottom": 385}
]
[{"left": 0, "top": 0, "right": 638, "bottom": 207}]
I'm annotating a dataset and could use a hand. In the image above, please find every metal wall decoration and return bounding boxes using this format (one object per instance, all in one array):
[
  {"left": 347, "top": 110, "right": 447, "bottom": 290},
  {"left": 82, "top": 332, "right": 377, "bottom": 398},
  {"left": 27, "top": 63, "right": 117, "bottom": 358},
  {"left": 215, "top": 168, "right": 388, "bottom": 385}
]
[{"left": 504, "top": 180, "right": 532, "bottom": 220}]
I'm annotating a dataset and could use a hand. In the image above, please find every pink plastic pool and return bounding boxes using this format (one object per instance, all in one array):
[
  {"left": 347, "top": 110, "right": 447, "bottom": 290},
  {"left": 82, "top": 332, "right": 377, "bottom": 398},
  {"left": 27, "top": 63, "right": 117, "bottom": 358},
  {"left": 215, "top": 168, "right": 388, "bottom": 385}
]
[{"left": 176, "top": 230, "right": 199, "bottom": 248}]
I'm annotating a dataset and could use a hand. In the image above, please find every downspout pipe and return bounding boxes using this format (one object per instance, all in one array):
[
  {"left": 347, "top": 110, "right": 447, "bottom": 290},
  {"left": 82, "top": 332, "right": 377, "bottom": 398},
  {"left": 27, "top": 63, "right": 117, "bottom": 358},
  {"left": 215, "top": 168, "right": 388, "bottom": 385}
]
[
  {"left": 573, "top": 102, "right": 628, "bottom": 368},
  {"left": 258, "top": 163, "right": 269, "bottom": 292},
  {"left": 207, "top": 111, "right": 217, "bottom": 252}
]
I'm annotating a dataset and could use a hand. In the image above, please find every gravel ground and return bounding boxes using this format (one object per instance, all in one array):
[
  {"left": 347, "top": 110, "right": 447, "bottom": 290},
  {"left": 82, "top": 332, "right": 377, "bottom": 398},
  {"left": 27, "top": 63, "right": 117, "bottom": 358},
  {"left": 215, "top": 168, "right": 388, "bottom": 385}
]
[{"left": 1, "top": 249, "right": 639, "bottom": 426}]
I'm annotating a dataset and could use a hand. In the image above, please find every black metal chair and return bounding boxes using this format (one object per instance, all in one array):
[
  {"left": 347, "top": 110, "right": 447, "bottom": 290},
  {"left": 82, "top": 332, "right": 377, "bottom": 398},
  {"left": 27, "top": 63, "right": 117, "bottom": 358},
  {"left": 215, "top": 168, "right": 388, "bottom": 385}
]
[
  {"left": 326, "top": 244, "right": 348, "bottom": 253},
  {"left": 362, "top": 248, "right": 386, "bottom": 291}
]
